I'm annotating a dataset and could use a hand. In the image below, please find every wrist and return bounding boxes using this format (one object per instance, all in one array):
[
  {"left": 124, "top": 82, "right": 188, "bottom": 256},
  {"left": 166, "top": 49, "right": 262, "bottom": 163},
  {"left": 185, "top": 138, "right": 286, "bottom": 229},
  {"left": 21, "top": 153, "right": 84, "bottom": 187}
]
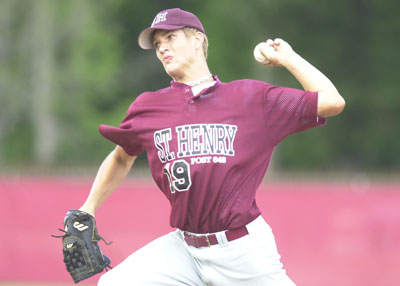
[
  {"left": 79, "top": 204, "right": 96, "bottom": 217},
  {"left": 282, "top": 51, "right": 303, "bottom": 70}
]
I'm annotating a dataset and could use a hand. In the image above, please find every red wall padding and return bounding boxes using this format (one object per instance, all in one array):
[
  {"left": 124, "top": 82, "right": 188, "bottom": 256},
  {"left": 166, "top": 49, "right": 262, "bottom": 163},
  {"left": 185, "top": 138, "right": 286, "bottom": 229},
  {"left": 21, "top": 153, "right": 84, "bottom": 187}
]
[{"left": 1, "top": 177, "right": 399, "bottom": 285}]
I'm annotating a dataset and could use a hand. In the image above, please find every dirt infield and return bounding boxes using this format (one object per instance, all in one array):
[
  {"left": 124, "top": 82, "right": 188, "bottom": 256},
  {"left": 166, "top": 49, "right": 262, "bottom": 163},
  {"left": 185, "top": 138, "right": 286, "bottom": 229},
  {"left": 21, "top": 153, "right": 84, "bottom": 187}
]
[{"left": 1, "top": 176, "right": 399, "bottom": 285}]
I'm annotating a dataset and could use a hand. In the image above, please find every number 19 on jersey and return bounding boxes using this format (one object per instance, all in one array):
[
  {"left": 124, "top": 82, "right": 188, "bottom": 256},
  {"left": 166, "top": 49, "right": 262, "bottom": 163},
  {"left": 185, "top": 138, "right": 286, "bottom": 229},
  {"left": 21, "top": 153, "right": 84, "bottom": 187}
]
[{"left": 163, "top": 160, "right": 192, "bottom": 193}]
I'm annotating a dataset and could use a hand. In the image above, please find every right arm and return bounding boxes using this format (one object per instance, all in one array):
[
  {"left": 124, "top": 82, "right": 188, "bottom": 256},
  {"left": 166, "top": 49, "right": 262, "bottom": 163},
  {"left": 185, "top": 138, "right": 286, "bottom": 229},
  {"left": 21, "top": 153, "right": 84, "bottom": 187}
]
[
  {"left": 80, "top": 145, "right": 137, "bottom": 216},
  {"left": 258, "top": 38, "right": 345, "bottom": 117}
]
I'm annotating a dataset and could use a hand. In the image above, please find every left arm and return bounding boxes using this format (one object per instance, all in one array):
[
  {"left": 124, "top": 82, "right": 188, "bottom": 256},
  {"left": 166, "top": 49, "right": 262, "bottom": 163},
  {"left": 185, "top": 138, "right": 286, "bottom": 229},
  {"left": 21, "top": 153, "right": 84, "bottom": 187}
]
[{"left": 258, "top": 38, "right": 345, "bottom": 117}]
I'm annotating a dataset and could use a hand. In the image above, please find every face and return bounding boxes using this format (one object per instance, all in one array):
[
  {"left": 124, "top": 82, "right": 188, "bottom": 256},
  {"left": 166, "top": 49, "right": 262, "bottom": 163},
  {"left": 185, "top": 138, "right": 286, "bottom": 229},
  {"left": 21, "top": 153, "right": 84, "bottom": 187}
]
[{"left": 152, "top": 29, "right": 198, "bottom": 78}]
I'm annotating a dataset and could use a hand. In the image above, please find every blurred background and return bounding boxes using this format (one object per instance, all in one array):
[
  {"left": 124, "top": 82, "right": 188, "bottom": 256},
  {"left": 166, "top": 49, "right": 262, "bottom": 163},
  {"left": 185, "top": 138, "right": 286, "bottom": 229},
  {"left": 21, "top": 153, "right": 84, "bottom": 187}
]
[{"left": 0, "top": 0, "right": 399, "bottom": 285}]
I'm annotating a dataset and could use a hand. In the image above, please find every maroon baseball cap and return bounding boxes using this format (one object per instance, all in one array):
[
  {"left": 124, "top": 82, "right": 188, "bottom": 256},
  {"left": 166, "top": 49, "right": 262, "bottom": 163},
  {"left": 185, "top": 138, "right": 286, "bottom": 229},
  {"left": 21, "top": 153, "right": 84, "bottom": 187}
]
[{"left": 138, "top": 8, "right": 205, "bottom": 50}]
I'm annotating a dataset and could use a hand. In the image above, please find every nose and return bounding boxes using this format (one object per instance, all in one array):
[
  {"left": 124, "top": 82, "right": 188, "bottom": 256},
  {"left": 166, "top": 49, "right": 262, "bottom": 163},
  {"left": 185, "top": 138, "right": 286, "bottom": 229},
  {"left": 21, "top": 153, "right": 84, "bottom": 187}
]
[{"left": 158, "top": 42, "right": 169, "bottom": 54}]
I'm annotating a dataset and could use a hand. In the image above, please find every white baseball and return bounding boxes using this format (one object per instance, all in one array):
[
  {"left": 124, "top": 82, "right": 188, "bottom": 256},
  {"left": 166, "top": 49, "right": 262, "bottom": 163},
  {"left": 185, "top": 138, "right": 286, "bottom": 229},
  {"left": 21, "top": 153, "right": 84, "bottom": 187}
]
[{"left": 253, "top": 42, "right": 271, "bottom": 64}]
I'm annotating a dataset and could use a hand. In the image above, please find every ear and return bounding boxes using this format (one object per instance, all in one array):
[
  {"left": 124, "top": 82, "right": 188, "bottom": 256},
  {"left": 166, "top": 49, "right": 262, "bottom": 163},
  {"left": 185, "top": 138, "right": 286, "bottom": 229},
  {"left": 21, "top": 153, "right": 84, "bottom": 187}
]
[{"left": 194, "top": 31, "right": 204, "bottom": 50}]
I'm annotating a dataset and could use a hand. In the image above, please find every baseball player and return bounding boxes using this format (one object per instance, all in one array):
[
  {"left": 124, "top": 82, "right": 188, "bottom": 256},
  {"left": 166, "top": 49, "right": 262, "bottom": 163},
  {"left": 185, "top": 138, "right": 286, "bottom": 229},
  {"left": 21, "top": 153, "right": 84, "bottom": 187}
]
[{"left": 79, "top": 8, "right": 345, "bottom": 286}]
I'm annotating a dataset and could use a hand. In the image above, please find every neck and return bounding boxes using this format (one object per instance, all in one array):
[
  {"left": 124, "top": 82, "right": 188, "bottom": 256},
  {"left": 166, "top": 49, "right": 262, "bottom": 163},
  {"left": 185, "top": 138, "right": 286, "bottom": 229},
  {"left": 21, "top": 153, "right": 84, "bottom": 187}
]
[
  {"left": 171, "top": 60, "right": 212, "bottom": 85},
  {"left": 185, "top": 74, "right": 213, "bottom": 87}
]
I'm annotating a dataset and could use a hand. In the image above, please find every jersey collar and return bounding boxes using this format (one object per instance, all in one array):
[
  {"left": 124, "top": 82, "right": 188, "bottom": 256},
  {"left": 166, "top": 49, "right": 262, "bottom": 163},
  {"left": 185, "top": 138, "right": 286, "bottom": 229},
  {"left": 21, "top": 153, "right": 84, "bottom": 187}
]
[{"left": 170, "top": 75, "right": 221, "bottom": 90}]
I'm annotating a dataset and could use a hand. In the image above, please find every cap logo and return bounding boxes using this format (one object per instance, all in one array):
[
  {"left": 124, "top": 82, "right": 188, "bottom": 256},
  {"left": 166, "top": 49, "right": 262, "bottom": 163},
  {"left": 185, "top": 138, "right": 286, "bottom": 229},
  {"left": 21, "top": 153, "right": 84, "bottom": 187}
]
[{"left": 151, "top": 12, "right": 168, "bottom": 27}]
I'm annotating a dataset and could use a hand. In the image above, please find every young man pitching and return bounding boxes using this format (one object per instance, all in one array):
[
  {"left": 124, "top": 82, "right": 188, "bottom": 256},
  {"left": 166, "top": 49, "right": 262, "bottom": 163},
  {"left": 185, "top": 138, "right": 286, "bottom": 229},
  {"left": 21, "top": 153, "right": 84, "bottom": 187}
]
[{"left": 79, "top": 8, "right": 345, "bottom": 286}]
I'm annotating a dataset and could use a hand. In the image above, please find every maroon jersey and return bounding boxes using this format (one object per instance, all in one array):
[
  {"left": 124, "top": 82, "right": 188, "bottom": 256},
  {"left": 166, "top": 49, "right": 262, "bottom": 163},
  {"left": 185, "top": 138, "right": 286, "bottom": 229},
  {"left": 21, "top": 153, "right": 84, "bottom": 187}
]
[{"left": 99, "top": 76, "right": 325, "bottom": 233}]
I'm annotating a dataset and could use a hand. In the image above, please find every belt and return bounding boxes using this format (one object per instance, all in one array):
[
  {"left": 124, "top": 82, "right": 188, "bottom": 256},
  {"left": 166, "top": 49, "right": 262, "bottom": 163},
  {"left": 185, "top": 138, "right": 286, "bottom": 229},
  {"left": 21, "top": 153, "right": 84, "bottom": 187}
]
[{"left": 183, "top": 226, "right": 249, "bottom": 248}]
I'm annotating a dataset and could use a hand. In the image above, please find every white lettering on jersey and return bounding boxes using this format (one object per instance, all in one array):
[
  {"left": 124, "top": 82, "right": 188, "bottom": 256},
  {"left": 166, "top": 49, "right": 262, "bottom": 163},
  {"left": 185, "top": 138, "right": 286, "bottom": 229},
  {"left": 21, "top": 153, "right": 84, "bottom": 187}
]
[
  {"left": 176, "top": 124, "right": 237, "bottom": 158},
  {"left": 154, "top": 128, "right": 175, "bottom": 163},
  {"left": 153, "top": 124, "right": 238, "bottom": 163}
]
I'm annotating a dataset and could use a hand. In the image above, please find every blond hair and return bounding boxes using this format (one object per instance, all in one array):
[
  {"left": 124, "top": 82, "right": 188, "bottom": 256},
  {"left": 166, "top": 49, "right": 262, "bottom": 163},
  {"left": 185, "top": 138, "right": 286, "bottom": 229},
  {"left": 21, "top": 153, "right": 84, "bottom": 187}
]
[{"left": 182, "top": 27, "right": 209, "bottom": 59}]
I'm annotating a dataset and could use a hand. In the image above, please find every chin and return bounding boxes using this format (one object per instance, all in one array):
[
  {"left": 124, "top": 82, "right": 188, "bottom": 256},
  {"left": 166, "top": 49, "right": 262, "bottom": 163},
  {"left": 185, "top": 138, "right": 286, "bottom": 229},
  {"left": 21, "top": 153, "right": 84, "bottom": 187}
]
[{"left": 164, "top": 64, "right": 181, "bottom": 78}]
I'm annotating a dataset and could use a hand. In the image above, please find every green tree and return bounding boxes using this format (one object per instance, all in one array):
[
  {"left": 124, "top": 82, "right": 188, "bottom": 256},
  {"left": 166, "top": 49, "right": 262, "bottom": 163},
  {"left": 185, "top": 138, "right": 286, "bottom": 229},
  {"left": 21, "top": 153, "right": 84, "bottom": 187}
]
[{"left": 1, "top": 0, "right": 398, "bottom": 172}]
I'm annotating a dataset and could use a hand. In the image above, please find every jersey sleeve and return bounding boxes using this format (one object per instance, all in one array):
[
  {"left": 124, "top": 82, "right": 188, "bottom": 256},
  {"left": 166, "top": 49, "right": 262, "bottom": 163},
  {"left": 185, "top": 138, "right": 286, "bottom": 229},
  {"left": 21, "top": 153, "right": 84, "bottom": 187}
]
[
  {"left": 98, "top": 101, "right": 144, "bottom": 156},
  {"left": 262, "top": 83, "right": 326, "bottom": 144}
]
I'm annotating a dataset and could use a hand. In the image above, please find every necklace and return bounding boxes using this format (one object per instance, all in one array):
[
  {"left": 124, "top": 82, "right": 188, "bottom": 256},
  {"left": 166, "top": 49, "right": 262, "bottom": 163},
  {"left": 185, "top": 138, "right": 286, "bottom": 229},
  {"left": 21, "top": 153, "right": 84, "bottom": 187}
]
[{"left": 184, "top": 74, "right": 213, "bottom": 87}]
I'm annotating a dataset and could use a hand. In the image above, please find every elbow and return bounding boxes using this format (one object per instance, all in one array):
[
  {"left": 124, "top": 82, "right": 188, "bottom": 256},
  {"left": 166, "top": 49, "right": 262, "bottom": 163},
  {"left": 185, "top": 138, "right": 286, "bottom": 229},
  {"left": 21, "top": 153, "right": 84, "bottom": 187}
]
[
  {"left": 333, "top": 95, "right": 346, "bottom": 115},
  {"left": 318, "top": 92, "right": 346, "bottom": 117}
]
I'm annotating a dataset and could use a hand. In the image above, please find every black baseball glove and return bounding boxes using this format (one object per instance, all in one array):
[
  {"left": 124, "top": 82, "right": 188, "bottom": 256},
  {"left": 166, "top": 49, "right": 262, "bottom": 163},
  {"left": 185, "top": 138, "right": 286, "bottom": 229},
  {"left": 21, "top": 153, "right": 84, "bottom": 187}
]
[{"left": 53, "top": 209, "right": 112, "bottom": 283}]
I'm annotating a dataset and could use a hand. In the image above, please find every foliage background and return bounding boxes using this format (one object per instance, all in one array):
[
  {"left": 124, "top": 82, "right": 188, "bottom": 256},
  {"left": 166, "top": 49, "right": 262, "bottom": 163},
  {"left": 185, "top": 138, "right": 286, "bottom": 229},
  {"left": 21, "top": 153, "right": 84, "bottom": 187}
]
[{"left": 1, "top": 0, "right": 399, "bottom": 175}]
